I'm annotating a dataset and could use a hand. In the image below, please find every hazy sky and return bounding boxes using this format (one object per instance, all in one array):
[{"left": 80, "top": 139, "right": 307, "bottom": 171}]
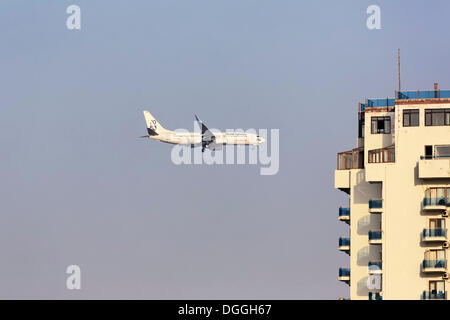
[{"left": 1, "top": 0, "right": 450, "bottom": 299}]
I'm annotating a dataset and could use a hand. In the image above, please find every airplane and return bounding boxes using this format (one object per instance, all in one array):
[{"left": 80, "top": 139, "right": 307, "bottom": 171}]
[{"left": 141, "top": 110, "right": 265, "bottom": 152}]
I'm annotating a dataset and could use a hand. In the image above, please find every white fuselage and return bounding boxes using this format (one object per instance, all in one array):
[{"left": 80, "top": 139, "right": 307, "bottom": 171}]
[{"left": 150, "top": 130, "right": 264, "bottom": 146}]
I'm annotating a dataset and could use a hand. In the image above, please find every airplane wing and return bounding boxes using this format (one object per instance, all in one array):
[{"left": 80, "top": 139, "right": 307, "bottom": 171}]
[
  {"left": 195, "top": 115, "right": 215, "bottom": 141},
  {"left": 195, "top": 115, "right": 216, "bottom": 152}
]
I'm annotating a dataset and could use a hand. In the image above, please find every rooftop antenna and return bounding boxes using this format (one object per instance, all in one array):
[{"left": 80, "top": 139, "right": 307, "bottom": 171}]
[{"left": 398, "top": 48, "right": 401, "bottom": 92}]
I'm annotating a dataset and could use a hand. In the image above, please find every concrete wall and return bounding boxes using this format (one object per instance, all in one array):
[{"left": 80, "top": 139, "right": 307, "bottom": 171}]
[
  {"left": 382, "top": 102, "right": 450, "bottom": 299},
  {"left": 348, "top": 169, "right": 381, "bottom": 299},
  {"left": 419, "top": 159, "right": 450, "bottom": 178}
]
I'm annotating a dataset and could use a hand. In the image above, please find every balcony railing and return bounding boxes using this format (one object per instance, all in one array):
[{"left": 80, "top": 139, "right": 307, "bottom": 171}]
[
  {"left": 423, "top": 197, "right": 448, "bottom": 207},
  {"left": 368, "top": 261, "right": 382, "bottom": 271},
  {"left": 397, "top": 90, "right": 450, "bottom": 100},
  {"left": 422, "top": 260, "right": 446, "bottom": 269},
  {"left": 339, "top": 268, "right": 350, "bottom": 277},
  {"left": 368, "top": 145, "right": 395, "bottom": 163},
  {"left": 369, "top": 231, "right": 382, "bottom": 240},
  {"left": 339, "top": 207, "right": 350, "bottom": 217},
  {"left": 420, "top": 155, "right": 450, "bottom": 160},
  {"left": 422, "top": 228, "right": 447, "bottom": 238},
  {"left": 368, "top": 292, "right": 383, "bottom": 300},
  {"left": 367, "top": 98, "right": 395, "bottom": 108},
  {"left": 339, "top": 237, "right": 350, "bottom": 247},
  {"left": 369, "top": 200, "right": 383, "bottom": 209},
  {"left": 368, "top": 261, "right": 382, "bottom": 275},
  {"left": 337, "top": 148, "right": 364, "bottom": 170},
  {"left": 422, "top": 291, "right": 446, "bottom": 300}
]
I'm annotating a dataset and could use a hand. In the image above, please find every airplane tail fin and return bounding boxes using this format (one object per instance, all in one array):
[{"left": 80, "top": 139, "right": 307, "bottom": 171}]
[{"left": 143, "top": 110, "right": 166, "bottom": 136}]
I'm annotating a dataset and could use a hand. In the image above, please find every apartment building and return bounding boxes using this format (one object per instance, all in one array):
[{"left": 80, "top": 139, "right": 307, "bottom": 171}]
[{"left": 335, "top": 84, "right": 450, "bottom": 300}]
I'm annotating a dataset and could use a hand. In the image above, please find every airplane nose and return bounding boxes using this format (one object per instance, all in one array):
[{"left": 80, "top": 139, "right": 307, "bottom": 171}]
[{"left": 258, "top": 137, "right": 266, "bottom": 143}]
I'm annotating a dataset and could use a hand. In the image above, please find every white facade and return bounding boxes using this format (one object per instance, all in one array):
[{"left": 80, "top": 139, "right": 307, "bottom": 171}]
[{"left": 335, "top": 89, "right": 450, "bottom": 300}]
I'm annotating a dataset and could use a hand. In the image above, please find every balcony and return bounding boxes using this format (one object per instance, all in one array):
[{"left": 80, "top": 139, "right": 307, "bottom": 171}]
[
  {"left": 338, "top": 268, "right": 350, "bottom": 283},
  {"left": 338, "top": 207, "right": 350, "bottom": 224},
  {"left": 368, "top": 292, "right": 383, "bottom": 300},
  {"left": 369, "top": 199, "right": 383, "bottom": 213},
  {"left": 422, "top": 291, "right": 447, "bottom": 300},
  {"left": 368, "top": 231, "right": 382, "bottom": 245},
  {"left": 422, "top": 228, "right": 447, "bottom": 242},
  {"left": 338, "top": 237, "right": 350, "bottom": 253},
  {"left": 360, "top": 98, "right": 395, "bottom": 113},
  {"left": 366, "top": 98, "right": 395, "bottom": 108},
  {"left": 419, "top": 157, "right": 450, "bottom": 179},
  {"left": 423, "top": 197, "right": 447, "bottom": 212},
  {"left": 334, "top": 170, "right": 350, "bottom": 194},
  {"left": 337, "top": 148, "right": 364, "bottom": 170},
  {"left": 368, "top": 261, "right": 382, "bottom": 274},
  {"left": 397, "top": 89, "right": 450, "bottom": 100},
  {"left": 422, "top": 260, "right": 447, "bottom": 273},
  {"left": 360, "top": 97, "right": 395, "bottom": 112}
]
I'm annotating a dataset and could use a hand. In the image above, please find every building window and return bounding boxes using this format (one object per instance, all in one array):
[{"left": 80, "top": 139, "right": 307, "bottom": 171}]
[
  {"left": 424, "top": 249, "right": 446, "bottom": 262},
  {"left": 358, "top": 113, "right": 365, "bottom": 138},
  {"left": 371, "top": 116, "right": 391, "bottom": 134},
  {"left": 429, "top": 218, "right": 445, "bottom": 230},
  {"left": 422, "top": 145, "right": 450, "bottom": 159},
  {"left": 403, "top": 109, "right": 419, "bottom": 127},
  {"left": 368, "top": 145, "right": 395, "bottom": 163},
  {"left": 424, "top": 187, "right": 450, "bottom": 206},
  {"left": 425, "top": 108, "right": 450, "bottom": 126},
  {"left": 424, "top": 145, "right": 433, "bottom": 159},
  {"left": 337, "top": 148, "right": 364, "bottom": 170},
  {"left": 435, "top": 145, "right": 450, "bottom": 158}
]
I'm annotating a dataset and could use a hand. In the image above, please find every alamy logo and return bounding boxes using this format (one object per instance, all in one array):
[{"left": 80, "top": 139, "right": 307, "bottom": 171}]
[
  {"left": 170, "top": 127, "right": 279, "bottom": 176},
  {"left": 366, "top": 5, "right": 381, "bottom": 30},
  {"left": 66, "top": 5, "right": 81, "bottom": 30},
  {"left": 367, "top": 274, "right": 382, "bottom": 291},
  {"left": 140, "top": 112, "right": 279, "bottom": 175},
  {"left": 66, "top": 265, "right": 81, "bottom": 290}
]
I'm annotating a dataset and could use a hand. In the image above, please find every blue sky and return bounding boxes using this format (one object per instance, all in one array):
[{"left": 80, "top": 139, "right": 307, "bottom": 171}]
[{"left": 1, "top": 0, "right": 450, "bottom": 299}]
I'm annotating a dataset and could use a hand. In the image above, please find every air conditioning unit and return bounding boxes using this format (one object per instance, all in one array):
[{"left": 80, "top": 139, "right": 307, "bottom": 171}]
[
  {"left": 442, "top": 273, "right": 449, "bottom": 280},
  {"left": 443, "top": 242, "right": 449, "bottom": 249}
]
